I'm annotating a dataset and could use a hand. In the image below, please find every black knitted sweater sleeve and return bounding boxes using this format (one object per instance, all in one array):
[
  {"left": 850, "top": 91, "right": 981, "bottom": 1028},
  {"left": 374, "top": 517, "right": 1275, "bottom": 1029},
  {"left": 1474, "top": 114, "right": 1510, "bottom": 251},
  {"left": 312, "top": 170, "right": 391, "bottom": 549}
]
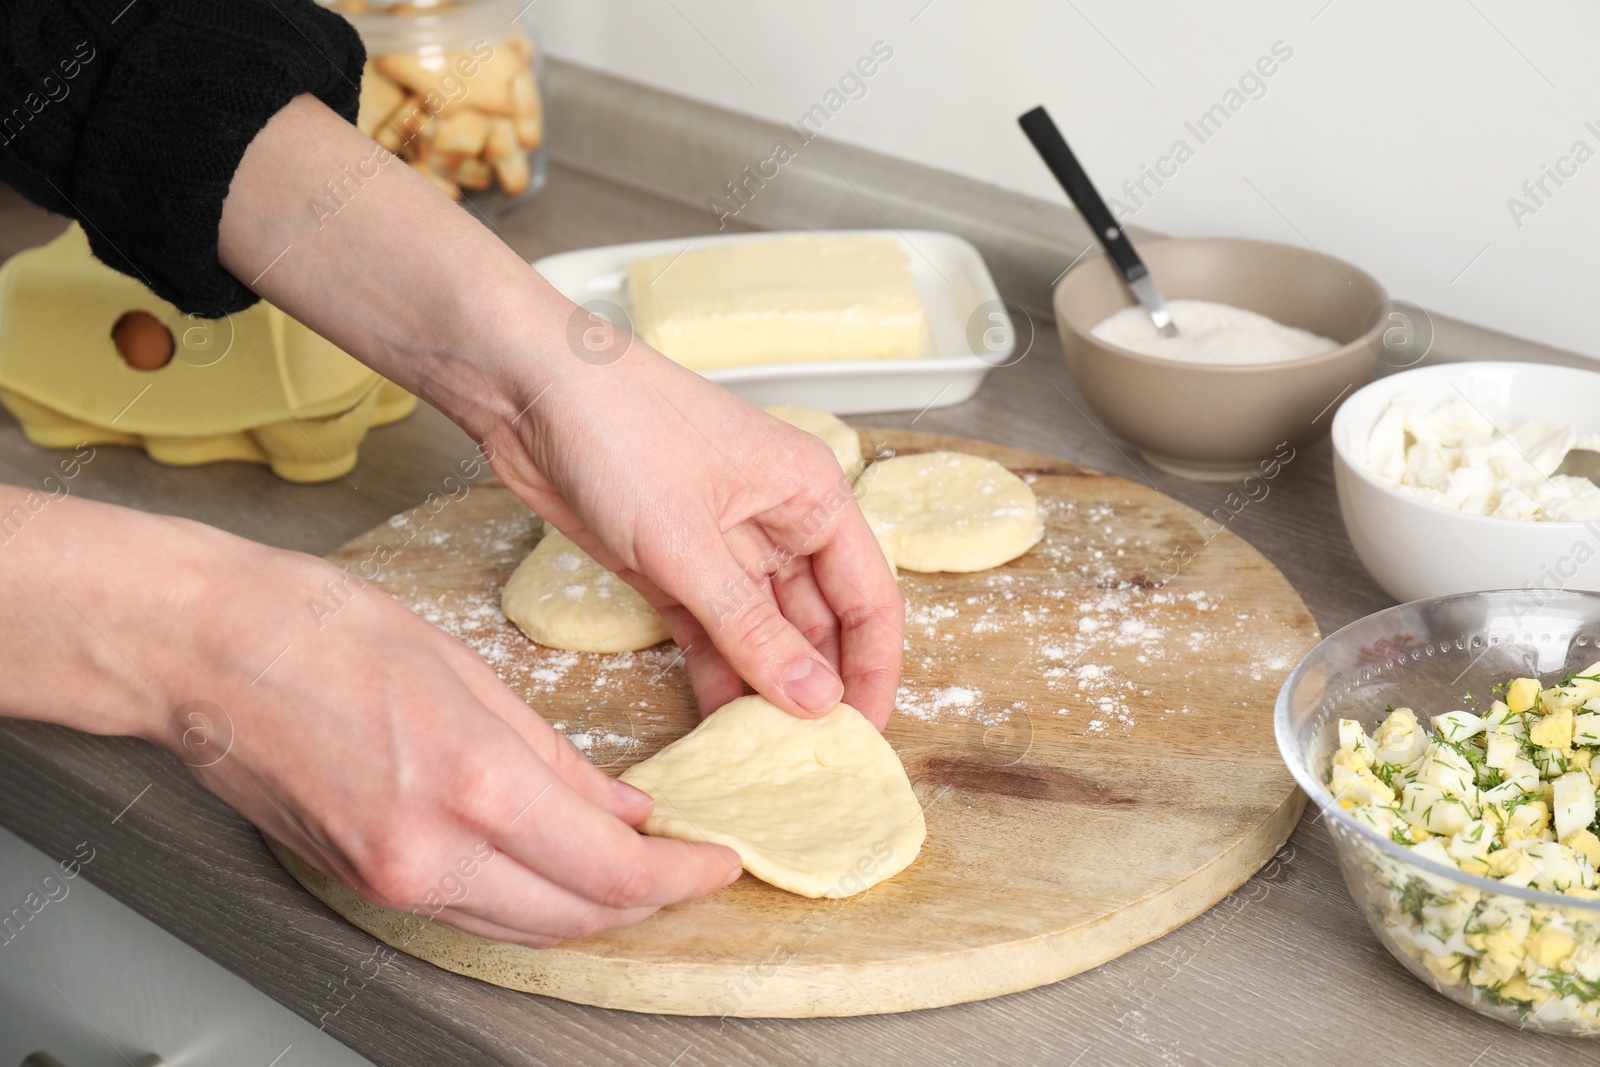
[{"left": 0, "top": 0, "right": 364, "bottom": 316}]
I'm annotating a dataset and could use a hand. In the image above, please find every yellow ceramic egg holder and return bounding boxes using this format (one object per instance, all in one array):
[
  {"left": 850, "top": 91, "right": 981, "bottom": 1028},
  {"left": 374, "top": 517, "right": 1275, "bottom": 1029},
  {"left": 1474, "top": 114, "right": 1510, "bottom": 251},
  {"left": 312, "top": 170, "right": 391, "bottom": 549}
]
[{"left": 0, "top": 225, "right": 416, "bottom": 483}]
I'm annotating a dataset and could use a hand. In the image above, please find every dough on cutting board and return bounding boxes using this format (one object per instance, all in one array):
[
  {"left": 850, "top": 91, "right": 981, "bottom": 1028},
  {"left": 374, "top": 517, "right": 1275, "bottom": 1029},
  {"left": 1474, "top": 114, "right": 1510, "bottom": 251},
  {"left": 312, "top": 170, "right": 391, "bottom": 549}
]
[
  {"left": 619, "top": 695, "right": 925, "bottom": 898},
  {"left": 763, "top": 404, "right": 864, "bottom": 480},
  {"left": 501, "top": 525, "right": 670, "bottom": 653},
  {"left": 855, "top": 451, "right": 1043, "bottom": 573}
]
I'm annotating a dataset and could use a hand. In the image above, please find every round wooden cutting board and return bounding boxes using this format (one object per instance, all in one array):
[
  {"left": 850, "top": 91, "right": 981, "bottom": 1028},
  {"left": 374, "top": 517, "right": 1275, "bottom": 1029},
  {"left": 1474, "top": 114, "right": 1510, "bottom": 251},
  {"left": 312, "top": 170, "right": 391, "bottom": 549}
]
[{"left": 270, "top": 429, "right": 1319, "bottom": 1017}]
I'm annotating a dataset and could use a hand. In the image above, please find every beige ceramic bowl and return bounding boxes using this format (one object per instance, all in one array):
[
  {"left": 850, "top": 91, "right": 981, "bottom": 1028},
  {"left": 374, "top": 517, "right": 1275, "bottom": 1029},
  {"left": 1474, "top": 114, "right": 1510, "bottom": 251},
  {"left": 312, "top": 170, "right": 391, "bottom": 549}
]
[{"left": 1053, "top": 237, "right": 1388, "bottom": 481}]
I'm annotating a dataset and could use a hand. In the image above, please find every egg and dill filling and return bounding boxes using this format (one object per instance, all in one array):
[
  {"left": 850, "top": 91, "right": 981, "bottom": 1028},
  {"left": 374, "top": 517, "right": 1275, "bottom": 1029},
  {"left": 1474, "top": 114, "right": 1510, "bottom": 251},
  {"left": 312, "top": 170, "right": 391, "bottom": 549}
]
[{"left": 1330, "top": 665, "right": 1600, "bottom": 1025}]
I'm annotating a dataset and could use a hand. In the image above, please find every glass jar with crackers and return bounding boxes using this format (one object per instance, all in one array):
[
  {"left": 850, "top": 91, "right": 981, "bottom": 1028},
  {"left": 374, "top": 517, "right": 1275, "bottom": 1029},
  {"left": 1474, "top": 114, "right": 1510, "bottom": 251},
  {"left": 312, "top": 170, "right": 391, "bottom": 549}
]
[{"left": 325, "top": 0, "right": 546, "bottom": 206}]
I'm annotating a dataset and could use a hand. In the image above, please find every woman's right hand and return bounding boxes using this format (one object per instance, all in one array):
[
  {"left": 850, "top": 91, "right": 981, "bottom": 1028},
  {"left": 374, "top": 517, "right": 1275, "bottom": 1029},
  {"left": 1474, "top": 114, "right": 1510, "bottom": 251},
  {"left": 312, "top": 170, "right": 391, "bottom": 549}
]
[{"left": 2, "top": 489, "right": 740, "bottom": 946}]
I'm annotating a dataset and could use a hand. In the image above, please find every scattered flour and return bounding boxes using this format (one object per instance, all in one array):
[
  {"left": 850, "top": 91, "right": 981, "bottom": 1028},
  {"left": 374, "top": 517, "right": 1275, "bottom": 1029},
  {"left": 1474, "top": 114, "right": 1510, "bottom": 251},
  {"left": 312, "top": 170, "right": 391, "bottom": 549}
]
[
  {"left": 892, "top": 496, "right": 1306, "bottom": 737},
  {"left": 371, "top": 510, "right": 688, "bottom": 713},
  {"left": 368, "top": 491, "right": 1305, "bottom": 747},
  {"left": 563, "top": 730, "right": 642, "bottom": 755}
]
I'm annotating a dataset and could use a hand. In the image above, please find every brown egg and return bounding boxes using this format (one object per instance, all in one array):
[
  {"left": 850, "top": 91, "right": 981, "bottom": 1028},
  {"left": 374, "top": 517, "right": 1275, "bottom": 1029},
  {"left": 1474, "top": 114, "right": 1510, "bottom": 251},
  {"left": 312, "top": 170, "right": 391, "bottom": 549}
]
[{"left": 112, "top": 310, "right": 174, "bottom": 371}]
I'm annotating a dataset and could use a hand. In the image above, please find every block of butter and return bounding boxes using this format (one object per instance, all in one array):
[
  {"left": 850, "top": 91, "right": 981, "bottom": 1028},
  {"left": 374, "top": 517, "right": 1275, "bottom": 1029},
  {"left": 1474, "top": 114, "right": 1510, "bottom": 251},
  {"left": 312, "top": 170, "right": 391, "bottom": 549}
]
[{"left": 626, "top": 235, "right": 928, "bottom": 370}]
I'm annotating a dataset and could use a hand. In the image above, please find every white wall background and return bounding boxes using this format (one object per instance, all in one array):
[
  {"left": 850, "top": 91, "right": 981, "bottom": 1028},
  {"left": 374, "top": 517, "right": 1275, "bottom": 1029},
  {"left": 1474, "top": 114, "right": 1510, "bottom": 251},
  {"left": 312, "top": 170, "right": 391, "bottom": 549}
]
[{"left": 540, "top": 0, "right": 1600, "bottom": 357}]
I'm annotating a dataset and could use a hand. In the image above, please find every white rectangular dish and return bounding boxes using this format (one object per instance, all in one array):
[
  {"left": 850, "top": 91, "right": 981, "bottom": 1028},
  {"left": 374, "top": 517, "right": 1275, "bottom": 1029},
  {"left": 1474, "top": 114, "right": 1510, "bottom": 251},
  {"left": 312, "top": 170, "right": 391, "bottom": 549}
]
[{"left": 530, "top": 229, "right": 1014, "bottom": 415}]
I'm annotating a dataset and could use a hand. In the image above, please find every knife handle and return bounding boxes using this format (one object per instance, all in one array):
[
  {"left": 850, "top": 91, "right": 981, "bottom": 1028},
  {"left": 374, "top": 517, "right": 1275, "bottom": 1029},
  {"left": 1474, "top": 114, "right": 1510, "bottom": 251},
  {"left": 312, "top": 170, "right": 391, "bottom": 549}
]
[{"left": 1018, "top": 106, "right": 1147, "bottom": 282}]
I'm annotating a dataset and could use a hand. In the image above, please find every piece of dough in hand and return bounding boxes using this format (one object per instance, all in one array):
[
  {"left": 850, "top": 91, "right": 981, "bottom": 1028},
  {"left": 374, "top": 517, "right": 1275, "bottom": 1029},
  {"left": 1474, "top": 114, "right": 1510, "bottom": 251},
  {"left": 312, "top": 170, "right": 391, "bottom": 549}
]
[
  {"left": 619, "top": 696, "right": 925, "bottom": 898},
  {"left": 856, "top": 451, "right": 1043, "bottom": 573},
  {"left": 501, "top": 527, "right": 669, "bottom": 653},
  {"left": 763, "top": 404, "right": 864, "bottom": 480}
]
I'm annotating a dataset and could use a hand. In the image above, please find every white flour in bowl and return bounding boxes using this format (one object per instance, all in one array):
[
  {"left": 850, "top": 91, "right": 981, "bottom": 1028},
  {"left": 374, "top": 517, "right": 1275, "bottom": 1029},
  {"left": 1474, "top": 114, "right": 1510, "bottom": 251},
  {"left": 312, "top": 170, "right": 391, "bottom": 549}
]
[{"left": 1092, "top": 299, "right": 1339, "bottom": 365}]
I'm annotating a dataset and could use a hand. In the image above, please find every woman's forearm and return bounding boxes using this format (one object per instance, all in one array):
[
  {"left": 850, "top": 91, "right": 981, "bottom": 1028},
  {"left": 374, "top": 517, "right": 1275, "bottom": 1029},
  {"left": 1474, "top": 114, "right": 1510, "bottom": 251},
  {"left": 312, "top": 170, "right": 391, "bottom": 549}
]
[
  {"left": 216, "top": 93, "right": 566, "bottom": 443},
  {"left": 0, "top": 482, "right": 198, "bottom": 736},
  {"left": 0, "top": 482, "right": 744, "bottom": 936},
  {"left": 0, "top": 481, "right": 318, "bottom": 743}
]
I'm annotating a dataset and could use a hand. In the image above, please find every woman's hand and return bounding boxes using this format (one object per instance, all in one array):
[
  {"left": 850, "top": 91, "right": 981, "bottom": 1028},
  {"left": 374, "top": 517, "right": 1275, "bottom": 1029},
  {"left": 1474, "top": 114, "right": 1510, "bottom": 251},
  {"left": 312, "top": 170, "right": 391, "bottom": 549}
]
[
  {"left": 0, "top": 489, "right": 741, "bottom": 946},
  {"left": 218, "top": 95, "right": 905, "bottom": 728},
  {"left": 182, "top": 543, "right": 744, "bottom": 945},
  {"left": 476, "top": 350, "right": 904, "bottom": 727}
]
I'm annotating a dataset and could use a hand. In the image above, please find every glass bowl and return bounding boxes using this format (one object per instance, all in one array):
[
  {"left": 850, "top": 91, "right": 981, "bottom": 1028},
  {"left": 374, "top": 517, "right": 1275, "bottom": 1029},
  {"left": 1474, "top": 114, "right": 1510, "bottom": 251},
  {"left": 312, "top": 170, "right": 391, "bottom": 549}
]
[{"left": 1277, "top": 590, "right": 1600, "bottom": 1035}]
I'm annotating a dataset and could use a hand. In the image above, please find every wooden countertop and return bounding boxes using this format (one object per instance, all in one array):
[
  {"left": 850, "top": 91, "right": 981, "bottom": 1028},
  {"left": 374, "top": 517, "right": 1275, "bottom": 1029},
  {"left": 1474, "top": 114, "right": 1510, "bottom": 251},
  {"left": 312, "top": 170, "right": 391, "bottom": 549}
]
[{"left": 0, "top": 172, "right": 1588, "bottom": 1065}]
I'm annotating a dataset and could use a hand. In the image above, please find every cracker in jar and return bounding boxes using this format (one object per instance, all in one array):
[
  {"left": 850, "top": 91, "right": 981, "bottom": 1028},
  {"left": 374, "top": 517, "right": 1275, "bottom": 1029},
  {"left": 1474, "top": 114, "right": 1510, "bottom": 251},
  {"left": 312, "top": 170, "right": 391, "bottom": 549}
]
[
  {"left": 357, "top": 61, "right": 406, "bottom": 137},
  {"left": 484, "top": 116, "right": 517, "bottom": 160},
  {"left": 433, "top": 109, "right": 490, "bottom": 160},
  {"left": 377, "top": 44, "right": 523, "bottom": 117},
  {"left": 450, "top": 157, "right": 493, "bottom": 191},
  {"left": 492, "top": 150, "right": 530, "bottom": 196}
]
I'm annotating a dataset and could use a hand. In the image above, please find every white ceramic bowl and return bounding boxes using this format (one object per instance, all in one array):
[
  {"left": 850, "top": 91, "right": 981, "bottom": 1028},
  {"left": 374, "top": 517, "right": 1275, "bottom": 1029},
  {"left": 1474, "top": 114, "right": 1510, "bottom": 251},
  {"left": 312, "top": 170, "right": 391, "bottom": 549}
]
[{"left": 1332, "top": 361, "right": 1600, "bottom": 603}]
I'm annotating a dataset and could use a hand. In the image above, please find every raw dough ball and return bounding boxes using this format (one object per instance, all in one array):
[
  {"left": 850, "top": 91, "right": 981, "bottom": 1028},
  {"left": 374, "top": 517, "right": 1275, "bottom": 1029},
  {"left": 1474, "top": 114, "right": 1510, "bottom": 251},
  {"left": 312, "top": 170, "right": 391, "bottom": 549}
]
[
  {"left": 501, "top": 526, "right": 669, "bottom": 653},
  {"left": 619, "top": 695, "right": 925, "bottom": 898},
  {"left": 856, "top": 451, "right": 1043, "bottom": 573},
  {"left": 763, "top": 404, "right": 863, "bottom": 480}
]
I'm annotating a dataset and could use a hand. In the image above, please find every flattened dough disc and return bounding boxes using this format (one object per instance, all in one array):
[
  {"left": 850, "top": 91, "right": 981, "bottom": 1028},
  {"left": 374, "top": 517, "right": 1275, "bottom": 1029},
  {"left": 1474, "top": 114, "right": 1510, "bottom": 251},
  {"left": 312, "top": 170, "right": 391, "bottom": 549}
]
[
  {"left": 501, "top": 526, "right": 669, "bottom": 653},
  {"left": 764, "top": 404, "right": 864, "bottom": 480},
  {"left": 620, "top": 696, "right": 925, "bottom": 898},
  {"left": 857, "top": 451, "right": 1043, "bottom": 572}
]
